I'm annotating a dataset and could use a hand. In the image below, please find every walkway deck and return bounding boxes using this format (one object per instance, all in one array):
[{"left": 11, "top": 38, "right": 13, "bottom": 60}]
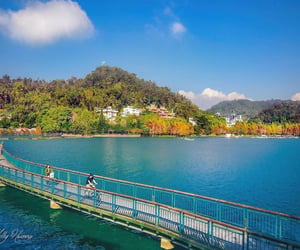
[
  {"left": 0, "top": 145, "right": 299, "bottom": 250},
  {"left": 0, "top": 144, "right": 15, "bottom": 168}
]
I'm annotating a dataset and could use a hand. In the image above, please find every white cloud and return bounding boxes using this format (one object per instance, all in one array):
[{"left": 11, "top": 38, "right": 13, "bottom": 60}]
[
  {"left": 146, "top": 6, "right": 187, "bottom": 38},
  {"left": 171, "top": 22, "right": 186, "bottom": 36},
  {"left": 179, "top": 88, "right": 251, "bottom": 110},
  {"left": 291, "top": 92, "right": 300, "bottom": 101},
  {"left": 178, "top": 90, "right": 196, "bottom": 100},
  {"left": 0, "top": 0, "right": 94, "bottom": 45}
]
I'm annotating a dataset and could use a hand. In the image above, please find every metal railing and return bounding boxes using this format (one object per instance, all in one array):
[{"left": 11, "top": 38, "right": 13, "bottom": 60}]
[
  {"left": 2, "top": 147, "right": 300, "bottom": 249},
  {"left": 2, "top": 164, "right": 299, "bottom": 250}
]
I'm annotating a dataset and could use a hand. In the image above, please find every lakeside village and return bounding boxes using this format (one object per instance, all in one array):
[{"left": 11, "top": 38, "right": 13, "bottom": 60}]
[
  {"left": 0, "top": 105, "right": 176, "bottom": 136},
  {"left": 0, "top": 105, "right": 299, "bottom": 138}
]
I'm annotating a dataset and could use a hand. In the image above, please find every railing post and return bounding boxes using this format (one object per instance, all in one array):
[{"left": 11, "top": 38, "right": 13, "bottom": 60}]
[
  {"left": 208, "top": 220, "right": 213, "bottom": 246},
  {"left": 242, "top": 230, "right": 248, "bottom": 250},
  {"left": 22, "top": 171, "right": 25, "bottom": 184},
  {"left": 193, "top": 196, "right": 196, "bottom": 213},
  {"left": 152, "top": 188, "right": 155, "bottom": 202},
  {"left": 51, "top": 179, "right": 55, "bottom": 194},
  {"left": 133, "top": 184, "right": 137, "bottom": 198},
  {"left": 31, "top": 174, "right": 34, "bottom": 187},
  {"left": 179, "top": 212, "right": 184, "bottom": 234},
  {"left": 217, "top": 202, "right": 221, "bottom": 221},
  {"left": 79, "top": 175, "right": 85, "bottom": 185},
  {"left": 14, "top": 169, "right": 17, "bottom": 181},
  {"left": 64, "top": 182, "right": 66, "bottom": 198},
  {"left": 172, "top": 191, "right": 175, "bottom": 207},
  {"left": 78, "top": 186, "right": 81, "bottom": 203},
  {"left": 27, "top": 162, "right": 31, "bottom": 172},
  {"left": 41, "top": 176, "right": 44, "bottom": 190},
  {"left": 155, "top": 204, "right": 160, "bottom": 226},
  {"left": 67, "top": 172, "right": 70, "bottom": 182},
  {"left": 112, "top": 195, "right": 116, "bottom": 212},
  {"left": 133, "top": 199, "right": 137, "bottom": 218},
  {"left": 243, "top": 208, "right": 248, "bottom": 229},
  {"left": 93, "top": 190, "right": 98, "bottom": 207},
  {"left": 276, "top": 214, "right": 282, "bottom": 239}
]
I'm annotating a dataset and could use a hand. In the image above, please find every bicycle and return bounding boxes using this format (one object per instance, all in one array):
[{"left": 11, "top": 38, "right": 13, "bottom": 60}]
[
  {"left": 84, "top": 183, "right": 96, "bottom": 197},
  {"left": 84, "top": 184, "right": 102, "bottom": 207},
  {"left": 91, "top": 189, "right": 102, "bottom": 207}
]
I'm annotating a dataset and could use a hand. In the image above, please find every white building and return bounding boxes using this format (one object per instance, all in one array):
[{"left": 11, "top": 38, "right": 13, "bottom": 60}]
[
  {"left": 224, "top": 113, "right": 243, "bottom": 126},
  {"left": 189, "top": 117, "right": 196, "bottom": 126},
  {"left": 96, "top": 107, "right": 118, "bottom": 120},
  {"left": 121, "top": 106, "right": 142, "bottom": 117}
]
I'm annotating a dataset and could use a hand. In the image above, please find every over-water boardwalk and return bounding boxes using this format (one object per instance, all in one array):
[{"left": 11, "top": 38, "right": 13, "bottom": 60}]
[
  {"left": 0, "top": 144, "right": 16, "bottom": 169},
  {"left": 0, "top": 145, "right": 299, "bottom": 249}
]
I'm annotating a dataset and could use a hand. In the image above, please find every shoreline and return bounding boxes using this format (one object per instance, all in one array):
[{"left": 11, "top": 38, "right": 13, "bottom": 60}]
[
  {"left": 0, "top": 134, "right": 299, "bottom": 140},
  {"left": 61, "top": 133, "right": 141, "bottom": 138}
]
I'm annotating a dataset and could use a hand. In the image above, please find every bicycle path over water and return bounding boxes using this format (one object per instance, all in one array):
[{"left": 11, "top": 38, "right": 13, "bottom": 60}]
[{"left": 0, "top": 144, "right": 299, "bottom": 250}]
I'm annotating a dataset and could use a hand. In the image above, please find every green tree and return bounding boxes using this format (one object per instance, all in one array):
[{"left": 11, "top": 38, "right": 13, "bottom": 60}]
[
  {"left": 39, "top": 107, "right": 72, "bottom": 133},
  {"left": 71, "top": 109, "right": 98, "bottom": 135},
  {"left": 194, "top": 114, "right": 212, "bottom": 134},
  {"left": 0, "top": 117, "right": 11, "bottom": 128},
  {"left": 97, "top": 111, "right": 108, "bottom": 134}
]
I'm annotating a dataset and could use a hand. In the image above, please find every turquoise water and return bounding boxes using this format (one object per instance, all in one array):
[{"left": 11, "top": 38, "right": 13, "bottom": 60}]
[
  {"left": 1, "top": 137, "right": 300, "bottom": 248},
  {"left": 0, "top": 187, "right": 162, "bottom": 250}
]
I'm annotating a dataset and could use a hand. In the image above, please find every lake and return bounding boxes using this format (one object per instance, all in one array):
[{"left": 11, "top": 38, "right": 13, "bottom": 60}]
[{"left": 1, "top": 137, "right": 300, "bottom": 249}]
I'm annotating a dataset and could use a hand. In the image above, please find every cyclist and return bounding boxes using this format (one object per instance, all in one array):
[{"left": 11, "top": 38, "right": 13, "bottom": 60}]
[{"left": 85, "top": 174, "right": 98, "bottom": 196}]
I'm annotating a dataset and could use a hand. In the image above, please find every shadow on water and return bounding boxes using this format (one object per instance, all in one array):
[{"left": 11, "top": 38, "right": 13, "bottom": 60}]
[{"left": 0, "top": 187, "right": 183, "bottom": 250}]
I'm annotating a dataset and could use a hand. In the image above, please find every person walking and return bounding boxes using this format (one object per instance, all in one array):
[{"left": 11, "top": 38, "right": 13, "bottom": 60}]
[
  {"left": 45, "top": 165, "right": 50, "bottom": 177},
  {"left": 45, "top": 165, "right": 51, "bottom": 184}
]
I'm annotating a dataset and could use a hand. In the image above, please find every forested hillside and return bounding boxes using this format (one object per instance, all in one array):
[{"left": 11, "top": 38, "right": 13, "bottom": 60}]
[
  {"left": 0, "top": 66, "right": 299, "bottom": 136},
  {"left": 0, "top": 66, "right": 199, "bottom": 117},
  {"left": 257, "top": 101, "right": 300, "bottom": 123},
  {"left": 207, "top": 99, "right": 281, "bottom": 119},
  {"left": 0, "top": 66, "right": 202, "bottom": 135}
]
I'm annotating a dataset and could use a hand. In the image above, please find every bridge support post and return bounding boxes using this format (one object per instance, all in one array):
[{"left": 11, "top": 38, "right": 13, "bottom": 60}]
[
  {"left": 50, "top": 200, "right": 63, "bottom": 209},
  {"left": 160, "top": 238, "right": 174, "bottom": 250},
  {"left": 0, "top": 181, "right": 6, "bottom": 187}
]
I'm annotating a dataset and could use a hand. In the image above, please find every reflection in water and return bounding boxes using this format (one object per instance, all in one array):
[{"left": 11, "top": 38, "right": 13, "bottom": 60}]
[{"left": 49, "top": 210, "right": 62, "bottom": 223}]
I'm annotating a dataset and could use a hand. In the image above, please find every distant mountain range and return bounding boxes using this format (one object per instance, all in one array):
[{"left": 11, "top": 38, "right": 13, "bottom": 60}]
[{"left": 207, "top": 99, "right": 285, "bottom": 119}]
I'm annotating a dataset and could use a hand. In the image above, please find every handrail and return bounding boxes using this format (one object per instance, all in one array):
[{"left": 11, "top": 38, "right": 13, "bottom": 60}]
[
  {"left": 0, "top": 162, "right": 243, "bottom": 229},
  {"left": 3, "top": 147, "right": 299, "bottom": 219},
  {"left": 1, "top": 163, "right": 299, "bottom": 250},
  {"left": 0, "top": 164, "right": 242, "bottom": 249},
  {"left": 2, "top": 146, "right": 300, "bottom": 246}
]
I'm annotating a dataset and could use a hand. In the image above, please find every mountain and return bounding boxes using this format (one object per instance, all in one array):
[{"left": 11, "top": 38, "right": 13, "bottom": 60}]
[
  {"left": 82, "top": 66, "right": 201, "bottom": 118},
  {"left": 257, "top": 100, "right": 300, "bottom": 123},
  {"left": 207, "top": 99, "right": 282, "bottom": 119},
  {"left": 0, "top": 66, "right": 200, "bottom": 128}
]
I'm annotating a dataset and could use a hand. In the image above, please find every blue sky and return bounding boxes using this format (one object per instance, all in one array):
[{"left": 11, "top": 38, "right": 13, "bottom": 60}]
[{"left": 0, "top": 0, "right": 299, "bottom": 109}]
